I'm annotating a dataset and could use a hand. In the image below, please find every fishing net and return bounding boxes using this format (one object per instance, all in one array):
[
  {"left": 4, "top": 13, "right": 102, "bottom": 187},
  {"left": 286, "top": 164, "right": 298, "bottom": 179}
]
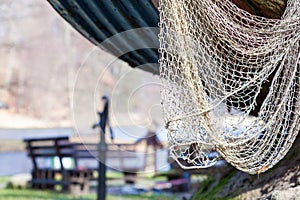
[{"left": 159, "top": 0, "right": 300, "bottom": 174}]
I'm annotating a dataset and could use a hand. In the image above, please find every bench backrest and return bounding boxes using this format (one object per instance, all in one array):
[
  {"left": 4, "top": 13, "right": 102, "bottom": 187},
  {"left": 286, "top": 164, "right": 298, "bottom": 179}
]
[
  {"left": 24, "top": 137, "right": 145, "bottom": 172},
  {"left": 73, "top": 143, "right": 145, "bottom": 172},
  {"left": 24, "top": 136, "right": 72, "bottom": 170}
]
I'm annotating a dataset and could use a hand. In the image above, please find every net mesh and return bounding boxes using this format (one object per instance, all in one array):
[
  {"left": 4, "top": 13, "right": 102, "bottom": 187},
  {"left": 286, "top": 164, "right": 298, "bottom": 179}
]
[{"left": 159, "top": 0, "right": 300, "bottom": 174}]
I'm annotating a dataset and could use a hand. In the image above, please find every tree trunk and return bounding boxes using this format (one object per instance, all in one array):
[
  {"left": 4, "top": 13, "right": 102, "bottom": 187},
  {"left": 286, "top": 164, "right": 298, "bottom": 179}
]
[
  {"left": 152, "top": 0, "right": 287, "bottom": 19},
  {"left": 231, "top": 0, "right": 286, "bottom": 18}
]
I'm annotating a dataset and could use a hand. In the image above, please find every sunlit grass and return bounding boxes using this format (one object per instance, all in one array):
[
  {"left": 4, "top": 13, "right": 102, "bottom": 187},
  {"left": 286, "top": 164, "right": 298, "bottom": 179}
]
[
  {"left": 0, "top": 189, "right": 94, "bottom": 200},
  {"left": 0, "top": 176, "right": 175, "bottom": 200},
  {"left": 0, "top": 189, "right": 176, "bottom": 200},
  {"left": 0, "top": 172, "right": 177, "bottom": 200}
]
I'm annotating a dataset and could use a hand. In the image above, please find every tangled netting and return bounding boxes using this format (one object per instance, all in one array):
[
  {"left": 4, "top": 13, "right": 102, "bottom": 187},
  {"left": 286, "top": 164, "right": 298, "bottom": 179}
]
[{"left": 159, "top": 0, "right": 300, "bottom": 174}]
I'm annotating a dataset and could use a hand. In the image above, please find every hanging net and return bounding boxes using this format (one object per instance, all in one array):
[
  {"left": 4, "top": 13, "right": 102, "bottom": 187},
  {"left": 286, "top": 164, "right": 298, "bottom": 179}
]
[{"left": 159, "top": 0, "right": 300, "bottom": 174}]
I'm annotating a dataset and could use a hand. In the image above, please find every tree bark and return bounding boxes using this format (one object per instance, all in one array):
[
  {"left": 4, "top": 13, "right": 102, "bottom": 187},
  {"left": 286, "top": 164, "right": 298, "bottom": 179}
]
[
  {"left": 231, "top": 0, "right": 286, "bottom": 18},
  {"left": 152, "top": 0, "right": 287, "bottom": 19}
]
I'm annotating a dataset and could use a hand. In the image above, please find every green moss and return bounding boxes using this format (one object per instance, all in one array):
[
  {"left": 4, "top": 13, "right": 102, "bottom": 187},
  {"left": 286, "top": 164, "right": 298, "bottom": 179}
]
[
  {"left": 192, "top": 176, "right": 215, "bottom": 200},
  {"left": 192, "top": 171, "right": 237, "bottom": 200}
]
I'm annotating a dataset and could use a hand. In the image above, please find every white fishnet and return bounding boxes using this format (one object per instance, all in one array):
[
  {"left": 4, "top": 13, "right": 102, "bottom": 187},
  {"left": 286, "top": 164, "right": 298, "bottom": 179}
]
[{"left": 159, "top": 0, "right": 300, "bottom": 174}]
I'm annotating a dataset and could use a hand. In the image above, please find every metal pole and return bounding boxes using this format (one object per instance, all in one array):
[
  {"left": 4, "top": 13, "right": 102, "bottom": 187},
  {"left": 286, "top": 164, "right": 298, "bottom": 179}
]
[
  {"left": 97, "top": 96, "right": 109, "bottom": 200},
  {"left": 98, "top": 131, "right": 107, "bottom": 200}
]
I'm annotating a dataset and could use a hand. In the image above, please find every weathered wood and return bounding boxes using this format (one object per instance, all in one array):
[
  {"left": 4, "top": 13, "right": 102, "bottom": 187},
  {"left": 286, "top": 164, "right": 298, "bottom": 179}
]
[
  {"left": 24, "top": 136, "right": 94, "bottom": 192},
  {"left": 24, "top": 137, "right": 145, "bottom": 192}
]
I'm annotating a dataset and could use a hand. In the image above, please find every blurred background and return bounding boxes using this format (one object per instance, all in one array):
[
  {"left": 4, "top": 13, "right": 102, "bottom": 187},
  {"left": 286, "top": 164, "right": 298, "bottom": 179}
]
[
  {"left": 1, "top": 1, "right": 299, "bottom": 200},
  {"left": 0, "top": 0, "right": 162, "bottom": 130}
]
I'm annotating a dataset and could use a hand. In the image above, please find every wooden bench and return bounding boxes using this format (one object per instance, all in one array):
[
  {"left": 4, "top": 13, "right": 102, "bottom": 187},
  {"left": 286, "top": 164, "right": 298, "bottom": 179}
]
[
  {"left": 24, "top": 136, "right": 95, "bottom": 192},
  {"left": 24, "top": 136, "right": 145, "bottom": 193}
]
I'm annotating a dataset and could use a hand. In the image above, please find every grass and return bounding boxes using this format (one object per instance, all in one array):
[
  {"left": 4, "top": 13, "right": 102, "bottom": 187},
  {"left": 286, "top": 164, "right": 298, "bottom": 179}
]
[
  {"left": 0, "top": 175, "right": 176, "bottom": 200},
  {"left": 106, "top": 171, "right": 123, "bottom": 179},
  {"left": 0, "top": 189, "right": 95, "bottom": 200},
  {"left": 0, "top": 189, "right": 176, "bottom": 200}
]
